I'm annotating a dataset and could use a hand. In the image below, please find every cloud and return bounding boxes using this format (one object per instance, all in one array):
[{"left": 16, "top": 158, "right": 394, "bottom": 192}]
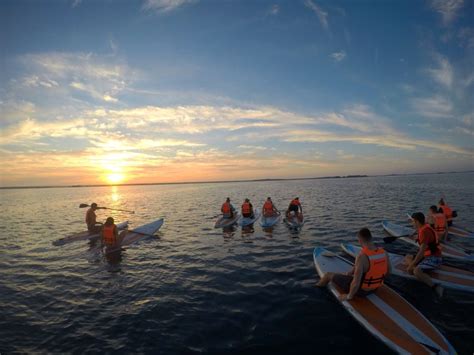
[
  {"left": 425, "top": 54, "right": 453, "bottom": 88},
  {"left": 71, "top": 0, "right": 82, "bottom": 8},
  {"left": 429, "top": 0, "right": 464, "bottom": 26},
  {"left": 142, "top": 0, "right": 197, "bottom": 13},
  {"left": 412, "top": 95, "right": 453, "bottom": 118},
  {"left": 330, "top": 50, "right": 346, "bottom": 62},
  {"left": 458, "top": 27, "right": 474, "bottom": 49},
  {"left": 18, "top": 52, "right": 133, "bottom": 103},
  {"left": 304, "top": 0, "right": 329, "bottom": 31},
  {"left": 268, "top": 4, "right": 280, "bottom": 16}
]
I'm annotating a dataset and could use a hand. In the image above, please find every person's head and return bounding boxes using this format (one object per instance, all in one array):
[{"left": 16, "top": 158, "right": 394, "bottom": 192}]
[
  {"left": 411, "top": 212, "right": 425, "bottom": 228},
  {"left": 226, "top": 197, "right": 230, "bottom": 202},
  {"left": 429, "top": 205, "right": 438, "bottom": 214},
  {"left": 267, "top": 197, "right": 271, "bottom": 201},
  {"left": 91, "top": 203, "right": 98, "bottom": 210},
  {"left": 245, "top": 198, "right": 250, "bottom": 203},
  {"left": 438, "top": 198, "right": 445, "bottom": 206},
  {"left": 357, "top": 227, "right": 372, "bottom": 245},
  {"left": 295, "top": 197, "right": 299, "bottom": 200},
  {"left": 105, "top": 217, "right": 114, "bottom": 225}
]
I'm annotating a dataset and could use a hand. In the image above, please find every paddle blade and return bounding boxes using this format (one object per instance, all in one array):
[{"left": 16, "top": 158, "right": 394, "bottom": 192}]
[{"left": 79, "top": 203, "right": 89, "bottom": 208}]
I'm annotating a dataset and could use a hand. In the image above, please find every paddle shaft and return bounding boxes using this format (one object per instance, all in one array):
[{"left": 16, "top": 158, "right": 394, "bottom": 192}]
[{"left": 79, "top": 203, "right": 134, "bottom": 214}]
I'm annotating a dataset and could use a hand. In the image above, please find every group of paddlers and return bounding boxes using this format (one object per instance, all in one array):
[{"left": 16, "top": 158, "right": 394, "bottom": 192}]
[
  {"left": 220, "top": 196, "right": 303, "bottom": 222},
  {"left": 317, "top": 198, "right": 456, "bottom": 300}
]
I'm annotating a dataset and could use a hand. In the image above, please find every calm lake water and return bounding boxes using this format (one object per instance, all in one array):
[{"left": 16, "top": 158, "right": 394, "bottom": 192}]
[{"left": 1, "top": 173, "right": 474, "bottom": 354}]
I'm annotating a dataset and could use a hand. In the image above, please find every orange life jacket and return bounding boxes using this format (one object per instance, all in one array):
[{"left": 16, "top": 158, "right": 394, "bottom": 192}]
[
  {"left": 263, "top": 201, "right": 273, "bottom": 213},
  {"left": 417, "top": 224, "right": 441, "bottom": 257},
  {"left": 242, "top": 202, "right": 251, "bottom": 214},
  {"left": 432, "top": 213, "right": 446, "bottom": 233},
  {"left": 440, "top": 205, "right": 453, "bottom": 222},
  {"left": 360, "top": 246, "right": 388, "bottom": 291},
  {"left": 102, "top": 224, "right": 116, "bottom": 246},
  {"left": 222, "top": 202, "right": 231, "bottom": 214},
  {"left": 290, "top": 199, "right": 300, "bottom": 206}
]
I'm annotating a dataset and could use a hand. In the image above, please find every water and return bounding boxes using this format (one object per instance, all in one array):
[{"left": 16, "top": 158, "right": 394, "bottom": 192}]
[{"left": 1, "top": 173, "right": 473, "bottom": 354}]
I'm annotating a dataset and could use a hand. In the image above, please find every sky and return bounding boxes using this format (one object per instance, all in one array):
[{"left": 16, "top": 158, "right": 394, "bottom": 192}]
[{"left": 1, "top": 0, "right": 473, "bottom": 187}]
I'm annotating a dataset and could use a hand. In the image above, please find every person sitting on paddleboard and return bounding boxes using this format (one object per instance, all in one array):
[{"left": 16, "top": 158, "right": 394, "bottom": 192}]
[
  {"left": 427, "top": 205, "right": 448, "bottom": 242},
  {"left": 221, "top": 197, "right": 235, "bottom": 219},
  {"left": 262, "top": 197, "right": 279, "bottom": 217},
  {"left": 316, "top": 228, "right": 390, "bottom": 301},
  {"left": 86, "top": 203, "right": 105, "bottom": 234},
  {"left": 438, "top": 198, "right": 455, "bottom": 226},
  {"left": 405, "top": 212, "right": 444, "bottom": 297},
  {"left": 241, "top": 198, "right": 254, "bottom": 218},
  {"left": 286, "top": 197, "right": 302, "bottom": 222},
  {"left": 101, "top": 217, "right": 127, "bottom": 248}
]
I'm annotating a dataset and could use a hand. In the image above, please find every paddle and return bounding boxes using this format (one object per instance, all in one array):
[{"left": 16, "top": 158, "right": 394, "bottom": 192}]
[
  {"left": 322, "top": 250, "right": 355, "bottom": 266},
  {"left": 383, "top": 232, "right": 417, "bottom": 244},
  {"left": 79, "top": 203, "right": 135, "bottom": 214}
]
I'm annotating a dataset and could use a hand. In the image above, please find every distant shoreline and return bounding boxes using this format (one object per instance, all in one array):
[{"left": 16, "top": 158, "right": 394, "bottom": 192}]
[{"left": 1, "top": 170, "right": 472, "bottom": 190}]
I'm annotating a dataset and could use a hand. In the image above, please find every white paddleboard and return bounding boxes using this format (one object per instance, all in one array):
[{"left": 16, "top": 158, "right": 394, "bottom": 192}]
[
  {"left": 239, "top": 210, "right": 261, "bottom": 227},
  {"left": 105, "top": 218, "right": 164, "bottom": 254},
  {"left": 260, "top": 211, "right": 281, "bottom": 228},
  {"left": 214, "top": 213, "right": 240, "bottom": 228},
  {"left": 383, "top": 221, "right": 473, "bottom": 261},
  {"left": 314, "top": 247, "right": 456, "bottom": 354},
  {"left": 341, "top": 243, "right": 474, "bottom": 293}
]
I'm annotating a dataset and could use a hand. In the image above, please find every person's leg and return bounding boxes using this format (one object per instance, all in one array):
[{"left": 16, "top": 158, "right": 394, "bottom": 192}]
[
  {"left": 316, "top": 272, "right": 335, "bottom": 287},
  {"left": 413, "top": 266, "right": 434, "bottom": 287}
]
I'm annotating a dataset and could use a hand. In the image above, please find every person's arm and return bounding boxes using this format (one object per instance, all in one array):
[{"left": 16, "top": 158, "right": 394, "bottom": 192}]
[{"left": 345, "top": 256, "right": 364, "bottom": 300}]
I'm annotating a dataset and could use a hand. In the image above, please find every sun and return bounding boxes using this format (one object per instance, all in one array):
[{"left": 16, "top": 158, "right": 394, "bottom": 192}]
[{"left": 106, "top": 173, "right": 125, "bottom": 185}]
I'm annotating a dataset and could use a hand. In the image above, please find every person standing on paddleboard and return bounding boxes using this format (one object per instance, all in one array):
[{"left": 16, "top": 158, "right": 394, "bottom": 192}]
[
  {"left": 86, "top": 203, "right": 105, "bottom": 234},
  {"left": 405, "top": 212, "right": 444, "bottom": 297},
  {"left": 286, "top": 197, "right": 302, "bottom": 222},
  {"left": 221, "top": 197, "right": 236, "bottom": 219},
  {"left": 262, "top": 197, "right": 279, "bottom": 217},
  {"left": 101, "top": 217, "right": 127, "bottom": 248},
  {"left": 316, "top": 228, "right": 390, "bottom": 301},
  {"left": 241, "top": 198, "right": 254, "bottom": 219}
]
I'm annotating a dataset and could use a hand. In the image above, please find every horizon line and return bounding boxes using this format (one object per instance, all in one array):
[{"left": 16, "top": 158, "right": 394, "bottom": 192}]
[{"left": 1, "top": 170, "right": 473, "bottom": 190}]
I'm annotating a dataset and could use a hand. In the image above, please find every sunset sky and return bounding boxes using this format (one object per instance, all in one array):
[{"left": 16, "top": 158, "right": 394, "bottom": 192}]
[{"left": 1, "top": 0, "right": 473, "bottom": 187}]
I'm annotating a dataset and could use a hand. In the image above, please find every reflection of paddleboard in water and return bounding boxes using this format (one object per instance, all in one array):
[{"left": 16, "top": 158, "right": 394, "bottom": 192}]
[
  {"left": 341, "top": 243, "right": 474, "bottom": 293},
  {"left": 313, "top": 247, "right": 457, "bottom": 354},
  {"left": 284, "top": 213, "right": 304, "bottom": 229},
  {"left": 214, "top": 213, "right": 240, "bottom": 228},
  {"left": 260, "top": 211, "right": 281, "bottom": 228},
  {"left": 104, "top": 218, "right": 164, "bottom": 255},
  {"left": 239, "top": 210, "right": 261, "bottom": 227}
]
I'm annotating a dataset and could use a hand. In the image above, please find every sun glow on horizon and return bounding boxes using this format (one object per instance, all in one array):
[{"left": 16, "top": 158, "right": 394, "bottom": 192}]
[{"left": 105, "top": 173, "right": 126, "bottom": 185}]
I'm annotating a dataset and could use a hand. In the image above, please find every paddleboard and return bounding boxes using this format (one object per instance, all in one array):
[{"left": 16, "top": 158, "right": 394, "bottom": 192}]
[
  {"left": 239, "top": 210, "right": 261, "bottom": 227},
  {"left": 313, "top": 247, "right": 456, "bottom": 354},
  {"left": 448, "top": 225, "right": 474, "bottom": 239},
  {"left": 53, "top": 221, "right": 128, "bottom": 246},
  {"left": 382, "top": 220, "right": 413, "bottom": 237},
  {"left": 105, "top": 218, "right": 164, "bottom": 254},
  {"left": 383, "top": 221, "right": 473, "bottom": 261},
  {"left": 284, "top": 213, "right": 304, "bottom": 229},
  {"left": 260, "top": 211, "right": 281, "bottom": 228},
  {"left": 341, "top": 243, "right": 474, "bottom": 293},
  {"left": 214, "top": 213, "right": 240, "bottom": 228}
]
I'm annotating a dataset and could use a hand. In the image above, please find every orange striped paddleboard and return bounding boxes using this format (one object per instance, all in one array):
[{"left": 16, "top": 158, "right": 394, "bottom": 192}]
[{"left": 314, "top": 247, "right": 456, "bottom": 354}]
